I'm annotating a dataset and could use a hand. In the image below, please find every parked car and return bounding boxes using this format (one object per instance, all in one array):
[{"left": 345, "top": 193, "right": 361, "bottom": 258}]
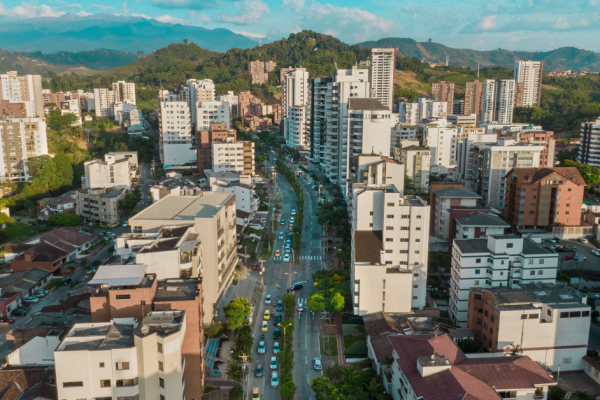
[
  {"left": 249, "top": 264, "right": 260, "bottom": 271},
  {"left": 563, "top": 255, "right": 574, "bottom": 261},
  {"left": 592, "top": 250, "right": 600, "bottom": 257},
  {"left": 581, "top": 238, "right": 589, "bottom": 244},
  {"left": 270, "top": 357, "right": 278, "bottom": 370},
  {"left": 274, "top": 327, "right": 281, "bottom": 340},
  {"left": 265, "top": 294, "right": 271, "bottom": 304},
  {"left": 24, "top": 296, "right": 39, "bottom": 304},
  {"left": 34, "top": 289, "right": 49, "bottom": 298},
  {"left": 274, "top": 313, "right": 282, "bottom": 325},
  {"left": 63, "top": 277, "right": 72, "bottom": 286},
  {"left": 313, "top": 358, "right": 322, "bottom": 370},
  {"left": 10, "top": 308, "right": 27, "bottom": 317},
  {"left": 276, "top": 300, "right": 284, "bottom": 311},
  {"left": 283, "top": 254, "right": 291, "bottom": 262},
  {"left": 273, "top": 342, "right": 280, "bottom": 354},
  {"left": 0, "top": 317, "right": 15, "bottom": 324},
  {"left": 553, "top": 237, "right": 562, "bottom": 243},
  {"left": 258, "top": 341, "right": 266, "bottom": 354},
  {"left": 255, "top": 364, "right": 263, "bottom": 377},
  {"left": 271, "top": 372, "right": 279, "bottom": 388},
  {"left": 575, "top": 253, "right": 587, "bottom": 262},
  {"left": 123, "top": 221, "right": 129, "bottom": 227}
]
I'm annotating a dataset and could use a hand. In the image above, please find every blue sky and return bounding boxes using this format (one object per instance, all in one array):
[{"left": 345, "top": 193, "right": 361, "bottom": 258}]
[{"left": 0, "top": 0, "right": 599, "bottom": 50}]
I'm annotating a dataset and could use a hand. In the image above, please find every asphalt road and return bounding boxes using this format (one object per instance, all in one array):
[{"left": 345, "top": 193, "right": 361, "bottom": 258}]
[{"left": 245, "top": 161, "right": 324, "bottom": 399}]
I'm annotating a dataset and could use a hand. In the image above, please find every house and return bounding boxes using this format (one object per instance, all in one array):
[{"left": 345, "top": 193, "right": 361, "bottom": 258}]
[
  {"left": 36, "top": 189, "right": 80, "bottom": 219},
  {"left": 0, "top": 367, "right": 57, "bottom": 400},
  {"left": 0, "top": 268, "right": 53, "bottom": 303}
]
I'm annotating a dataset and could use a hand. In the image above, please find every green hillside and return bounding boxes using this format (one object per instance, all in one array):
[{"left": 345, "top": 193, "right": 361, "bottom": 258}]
[{"left": 20, "top": 49, "right": 144, "bottom": 71}]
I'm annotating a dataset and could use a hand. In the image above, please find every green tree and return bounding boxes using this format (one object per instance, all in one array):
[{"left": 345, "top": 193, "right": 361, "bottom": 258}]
[
  {"left": 0, "top": 213, "right": 15, "bottom": 224},
  {"left": 457, "top": 339, "right": 483, "bottom": 353},
  {"left": 280, "top": 381, "right": 297, "bottom": 400},
  {"left": 229, "top": 383, "right": 244, "bottom": 400},
  {"left": 54, "top": 154, "right": 74, "bottom": 189},
  {"left": 117, "top": 143, "right": 129, "bottom": 152},
  {"left": 22, "top": 199, "right": 36, "bottom": 216},
  {"left": 226, "top": 360, "right": 243, "bottom": 382},
  {"left": 363, "top": 378, "right": 385, "bottom": 400},
  {"left": 282, "top": 293, "right": 296, "bottom": 317},
  {"left": 329, "top": 292, "right": 345, "bottom": 311},
  {"left": 505, "top": 343, "right": 523, "bottom": 356},
  {"left": 307, "top": 292, "right": 327, "bottom": 312},
  {"left": 224, "top": 297, "right": 252, "bottom": 330},
  {"left": 47, "top": 109, "right": 78, "bottom": 131},
  {"left": 49, "top": 213, "right": 83, "bottom": 227},
  {"left": 560, "top": 160, "right": 600, "bottom": 186}
]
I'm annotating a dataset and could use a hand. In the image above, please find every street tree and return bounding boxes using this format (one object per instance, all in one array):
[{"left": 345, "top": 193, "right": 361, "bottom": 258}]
[
  {"left": 224, "top": 297, "right": 252, "bottom": 330},
  {"left": 329, "top": 292, "right": 345, "bottom": 311},
  {"left": 307, "top": 292, "right": 327, "bottom": 312},
  {"left": 280, "top": 381, "right": 297, "bottom": 400},
  {"left": 49, "top": 213, "right": 83, "bottom": 227},
  {"left": 561, "top": 160, "right": 600, "bottom": 186}
]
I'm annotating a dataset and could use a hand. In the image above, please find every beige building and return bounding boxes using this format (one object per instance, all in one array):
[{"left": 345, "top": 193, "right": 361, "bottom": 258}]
[
  {"left": 186, "top": 79, "right": 216, "bottom": 124},
  {"left": 82, "top": 153, "right": 135, "bottom": 190},
  {"left": 112, "top": 81, "right": 136, "bottom": 104},
  {"left": 0, "top": 118, "right": 48, "bottom": 181},
  {"left": 93, "top": 88, "right": 116, "bottom": 118},
  {"left": 76, "top": 188, "right": 126, "bottom": 227},
  {"left": 399, "top": 145, "right": 431, "bottom": 192},
  {"left": 128, "top": 194, "right": 237, "bottom": 320},
  {"left": 0, "top": 71, "right": 43, "bottom": 118},
  {"left": 370, "top": 48, "right": 395, "bottom": 110},
  {"left": 211, "top": 138, "right": 255, "bottom": 175},
  {"left": 55, "top": 312, "right": 187, "bottom": 400}
]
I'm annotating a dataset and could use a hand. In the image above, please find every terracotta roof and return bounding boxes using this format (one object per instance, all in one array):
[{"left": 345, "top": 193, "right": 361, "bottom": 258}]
[
  {"left": 369, "top": 335, "right": 394, "bottom": 364},
  {"left": 363, "top": 311, "right": 407, "bottom": 337},
  {"left": 237, "top": 210, "right": 251, "bottom": 219},
  {"left": 508, "top": 167, "right": 586, "bottom": 186},
  {"left": 3, "top": 244, "right": 32, "bottom": 254},
  {"left": 11, "top": 242, "right": 69, "bottom": 263},
  {"left": 36, "top": 227, "right": 93, "bottom": 247},
  {"left": 0, "top": 368, "right": 56, "bottom": 400}
]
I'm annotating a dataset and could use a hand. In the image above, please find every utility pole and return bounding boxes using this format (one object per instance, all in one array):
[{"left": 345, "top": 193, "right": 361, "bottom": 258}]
[
  {"left": 281, "top": 322, "right": 292, "bottom": 350},
  {"left": 241, "top": 353, "right": 248, "bottom": 400},
  {"left": 244, "top": 245, "right": 248, "bottom": 277},
  {"left": 259, "top": 258, "right": 265, "bottom": 285},
  {"left": 285, "top": 272, "right": 297, "bottom": 290}
]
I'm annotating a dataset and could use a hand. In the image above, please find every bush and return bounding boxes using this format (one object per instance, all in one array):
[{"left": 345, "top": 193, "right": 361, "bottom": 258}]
[{"left": 549, "top": 386, "right": 567, "bottom": 400}]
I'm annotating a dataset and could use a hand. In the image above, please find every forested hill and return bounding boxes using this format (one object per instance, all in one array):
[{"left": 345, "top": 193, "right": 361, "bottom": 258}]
[
  {"left": 44, "top": 31, "right": 371, "bottom": 95},
  {"left": 357, "top": 38, "right": 600, "bottom": 72}
]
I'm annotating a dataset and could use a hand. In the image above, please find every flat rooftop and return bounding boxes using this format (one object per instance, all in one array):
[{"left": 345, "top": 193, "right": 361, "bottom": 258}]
[
  {"left": 130, "top": 193, "right": 232, "bottom": 222},
  {"left": 154, "top": 279, "right": 201, "bottom": 302},
  {"left": 454, "top": 237, "right": 553, "bottom": 255},
  {"left": 484, "top": 283, "right": 587, "bottom": 309}
]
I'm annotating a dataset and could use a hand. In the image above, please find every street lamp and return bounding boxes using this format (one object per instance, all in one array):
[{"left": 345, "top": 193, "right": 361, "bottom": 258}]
[
  {"left": 285, "top": 272, "right": 297, "bottom": 290},
  {"left": 280, "top": 321, "right": 292, "bottom": 350}
]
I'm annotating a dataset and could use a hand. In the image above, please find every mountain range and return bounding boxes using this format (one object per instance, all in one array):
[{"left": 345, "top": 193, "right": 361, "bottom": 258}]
[
  {"left": 0, "top": 14, "right": 257, "bottom": 54},
  {"left": 357, "top": 38, "right": 600, "bottom": 72}
]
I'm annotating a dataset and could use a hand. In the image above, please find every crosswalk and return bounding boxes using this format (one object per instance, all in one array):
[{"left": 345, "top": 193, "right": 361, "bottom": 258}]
[{"left": 272, "top": 255, "right": 322, "bottom": 261}]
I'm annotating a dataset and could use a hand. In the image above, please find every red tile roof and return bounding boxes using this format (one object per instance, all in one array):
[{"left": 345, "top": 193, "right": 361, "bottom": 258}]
[
  {"left": 509, "top": 167, "right": 586, "bottom": 187},
  {"left": 37, "top": 226, "right": 93, "bottom": 247}
]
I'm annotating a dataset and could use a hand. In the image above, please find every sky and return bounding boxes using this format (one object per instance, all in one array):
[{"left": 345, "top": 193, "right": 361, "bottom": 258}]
[{"left": 0, "top": 0, "right": 599, "bottom": 51}]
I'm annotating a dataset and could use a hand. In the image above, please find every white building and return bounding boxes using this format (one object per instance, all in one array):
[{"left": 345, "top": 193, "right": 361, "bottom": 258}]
[
  {"left": 455, "top": 130, "right": 498, "bottom": 183},
  {"left": 82, "top": 153, "right": 136, "bottom": 190},
  {"left": 209, "top": 173, "right": 258, "bottom": 214},
  {"left": 0, "top": 71, "right": 43, "bottom": 117},
  {"left": 398, "top": 102, "right": 418, "bottom": 125},
  {"left": 55, "top": 313, "right": 187, "bottom": 400},
  {"left": 0, "top": 118, "right": 48, "bottom": 181},
  {"left": 481, "top": 78, "right": 516, "bottom": 124},
  {"left": 417, "top": 98, "right": 447, "bottom": 122},
  {"left": 399, "top": 145, "right": 431, "bottom": 192},
  {"left": 285, "top": 105, "right": 310, "bottom": 149},
  {"left": 187, "top": 79, "right": 215, "bottom": 124},
  {"left": 579, "top": 117, "right": 600, "bottom": 168},
  {"left": 309, "top": 67, "right": 369, "bottom": 172},
  {"left": 423, "top": 119, "right": 459, "bottom": 169},
  {"left": 216, "top": 91, "right": 238, "bottom": 114},
  {"left": 113, "top": 102, "right": 137, "bottom": 122},
  {"left": 159, "top": 100, "right": 194, "bottom": 166},
  {"left": 128, "top": 193, "right": 238, "bottom": 320},
  {"left": 282, "top": 68, "right": 310, "bottom": 149},
  {"left": 211, "top": 138, "right": 255, "bottom": 175},
  {"left": 514, "top": 60, "right": 543, "bottom": 107},
  {"left": 449, "top": 234, "right": 558, "bottom": 327},
  {"left": 112, "top": 81, "right": 136, "bottom": 105},
  {"left": 390, "top": 124, "right": 419, "bottom": 153},
  {"left": 349, "top": 155, "right": 429, "bottom": 315},
  {"left": 93, "top": 88, "right": 116, "bottom": 118},
  {"left": 196, "top": 101, "right": 230, "bottom": 131},
  {"left": 370, "top": 48, "right": 395, "bottom": 110},
  {"left": 455, "top": 212, "right": 509, "bottom": 240},
  {"left": 465, "top": 139, "right": 543, "bottom": 209},
  {"left": 60, "top": 99, "right": 82, "bottom": 126},
  {"left": 282, "top": 68, "right": 309, "bottom": 119}
]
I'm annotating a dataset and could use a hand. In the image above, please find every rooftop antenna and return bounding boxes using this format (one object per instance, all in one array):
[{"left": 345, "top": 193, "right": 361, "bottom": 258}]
[
  {"left": 445, "top": 55, "right": 449, "bottom": 67},
  {"left": 478, "top": 62, "right": 480, "bottom": 78},
  {"left": 259, "top": 38, "right": 262, "bottom": 47}
]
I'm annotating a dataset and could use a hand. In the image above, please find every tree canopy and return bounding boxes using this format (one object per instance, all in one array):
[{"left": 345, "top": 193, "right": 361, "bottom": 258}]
[
  {"left": 224, "top": 297, "right": 252, "bottom": 330},
  {"left": 49, "top": 213, "right": 83, "bottom": 227},
  {"left": 560, "top": 160, "right": 600, "bottom": 186}
]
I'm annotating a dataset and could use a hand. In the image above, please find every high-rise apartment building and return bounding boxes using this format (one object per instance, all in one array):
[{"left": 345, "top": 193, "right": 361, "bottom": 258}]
[
  {"left": 348, "top": 155, "right": 429, "bottom": 314},
  {"left": 455, "top": 130, "right": 498, "bottom": 183},
  {"left": 370, "top": 48, "right": 396, "bottom": 110},
  {"left": 464, "top": 139, "right": 543, "bottom": 209},
  {"left": 197, "top": 122, "right": 237, "bottom": 175},
  {"left": 423, "top": 118, "right": 459, "bottom": 168},
  {"left": 578, "top": 117, "right": 600, "bottom": 168},
  {"left": 450, "top": 234, "right": 558, "bottom": 327},
  {"left": 282, "top": 68, "right": 310, "bottom": 149},
  {"left": 309, "top": 67, "right": 369, "bottom": 175},
  {"left": 195, "top": 101, "right": 230, "bottom": 131},
  {"left": 398, "top": 102, "right": 419, "bottom": 125},
  {"left": 453, "top": 100, "right": 464, "bottom": 115},
  {"left": 247, "top": 60, "right": 277, "bottom": 84},
  {"left": 82, "top": 153, "right": 133, "bottom": 190},
  {"left": 0, "top": 71, "right": 43, "bottom": 117},
  {"left": 187, "top": 79, "right": 215, "bottom": 124},
  {"left": 431, "top": 80, "right": 455, "bottom": 116},
  {"left": 211, "top": 138, "right": 255, "bottom": 175},
  {"left": 463, "top": 80, "right": 484, "bottom": 116},
  {"left": 216, "top": 91, "right": 238, "bottom": 114},
  {"left": 481, "top": 78, "right": 516, "bottom": 124},
  {"left": 112, "top": 81, "right": 136, "bottom": 104},
  {"left": 238, "top": 91, "right": 262, "bottom": 119},
  {"left": 514, "top": 61, "right": 543, "bottom": 107},
  {"left": 129, "top": 193, "right": 238, "bottom": 320},
  {"left": 93, "top": 88, "right": 116, "bottom": 118},
  {"left": 285, "top": 105, "right": 310, "bottom": 149},
  {"left": 0, "top": 118, "right": 48, "bottom": 181},
  {"left": 158, "top": 100, "right": 193, "bottom": 166},
  {"left": 504, "top": 167, "right": 585, "bottom": 229}
]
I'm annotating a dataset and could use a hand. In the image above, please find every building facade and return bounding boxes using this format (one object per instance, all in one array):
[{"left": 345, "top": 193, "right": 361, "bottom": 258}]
[
  {"left": 0, "top": 118, "right": 48, "bottom": 181},
  {"left": 431, "top": 80, "right": 455, "bottom": 116},
  {"left": 196, "top": 123, "right": 236, "bottom": 175},
  {"left": 247, "top": 60, "right": 276, "bottom": 85},
  {"left": 514, "top": 61, "right": 544, "bottom": 107},
  {"left": 159, "top": 100, "right": 194, "bottom": 166},
  {"left": 285, "top": 105, "right": 310, "bottom": 149},
  {"left": 432, "top": 187, "right": 481, "bottom": 242},
  {"left": 211, "top": 139, "right": 255, "bottom": 175},
  {"left": 195, "top": 101, "right": 230, "bottom": 131},
  {"left": 398, "top": 145, "right": 430, "bottom": 192},
  {"left": 423, "top": 118, "right": 459, "bottom": 168},
  {"left": 82, "top": 153, "right": 134, "bottom": 190},
  {"left": 76, "top": 188, "right": 125, "bottom": 227},
  {"left": 578, "top": 117, "right": 600, "bottom": 168},
  {"left": 481, "top": 78, "right": 516, "bottom": 124},
  {"left": 0, "top": 71, "right": 43, "bottom": 118},
  {"left": 93, "top": 88, "right": 116, "bottom": 118},
  {"left": 112, "top": 81, "right": 136, "bottom": 105},
  {"left": 370, "top": 48, "right": 395, "bottom": 110},
  {"left": 463, "top": 80, "right": 484, "bottom": 116}
]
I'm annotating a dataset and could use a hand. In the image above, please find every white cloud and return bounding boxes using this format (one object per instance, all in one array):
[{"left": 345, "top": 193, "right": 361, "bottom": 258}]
[
  {"left": 477, "top": 15, "right": 498, "bottom": 30},
  {"left": 216, "top": 0, "right": 270, "bottom": 25},
  {"left": 75, "top": 11, "right": 92, "bottom": 16},
  {"left": 553, "top": 17, "right": 570, "bottom": 29},
  {"left": 122, "top": 1, "right": 130, "bottom": 15},
  {"left": 131, "top": 13, "right": 151, "bottom": 18},
  {"left": 231, "top": 29, "right": 265, "bottom": 38},
  {"left": 281, "top": 0, "right": 304, "bottom": 13},
  {"left": 200, "top": 12, "right": 212, "bottom": 22},
  {"left": 92, "top": 4, "right": 116, "bottom": 10},
  {"left": 413, "top": 13, "right": 417, "bottom": 19},
  {"left": 155, "top": 14, "right": 188, "bottom": 24},
  {"left": 10, "top": 2, "right": 66, "bottom": 18}
]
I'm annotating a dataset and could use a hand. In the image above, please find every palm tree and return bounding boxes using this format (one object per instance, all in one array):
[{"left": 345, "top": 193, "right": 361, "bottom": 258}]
[
  {"left": 363, "top": 378, "right": 385, "bottom": 400},
  {"left": 505, "top": 343, "right": 523, "bottom": 356},
  {"left": 226, "top": 360, "right": 243, "bottom": 382}
]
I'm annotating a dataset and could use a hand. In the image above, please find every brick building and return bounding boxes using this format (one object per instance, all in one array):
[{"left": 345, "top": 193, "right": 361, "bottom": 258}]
[
  {"left": 247, "top": 60, "right": 277, "bottom": 84},
  {"left": 238, "top": 91, "right": 262, "bottom": 119},
  {"left": 504, "top": 167, "right": 586, "bottom": 230},
  {"left": 428, "top": 182, "right": 464, "bottom": 234},
  {"left": 0, "top": 100, "right": 28, "bottom": 118},
  {"left": 243, "top": 115, "right": 272, "bottom": 131},
  {"left": 196, "top": 122, "right": 236, "bottom": 175}
]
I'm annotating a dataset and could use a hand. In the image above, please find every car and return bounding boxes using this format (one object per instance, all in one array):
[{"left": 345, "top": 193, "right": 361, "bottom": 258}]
[
  {"left": 273, "top": 327, "right": 281, "bottom": 340},
  {"left": 546, "top": 238, "right": 556, "bottom": 243},
  {"left": 313, "top": 358, "right": 322, "bottom": 370},
  {"left": 264, "top": 310, "right": 271, "bottom": 320},
  {"left": 291, "top": 282, "right": 304, "bottom": 291},
  {"left": 276, "top": 300, "right": 284, "bottom": 311},
  {"left": 279, "top": 232, "right": 284, "bottom": 240},
  {"left": 271, "top": 372, "right": 279, "bottom": 388},
  {"left": 563, "top": 255, "right": 574, "bottom": 261},
  {"left": 0, "top": 317, "right": 15, "bottom": 324},
  {"left": 255, "top": 364, "right": 263, "bottom": 377},
  {"left": 24, "top": 296, "right": 39, "bottom": 304},
  {"left": 261, "top": 321, "right": 269, "bottom": 332},
  {"left": 575, "top": 254, "right": 587, "bottom": 262},
  {"left": 286, "top": 239, "right": 291, "bottom": 246},
  {"left": 290, "top": 217, "right": 295, "bottom": 223},
  {"left": 63, "top": 277, "right": 72, "bottom": 286},
  {"left": 10, "top": 308, "right": 27, "bottom": 317},
  {"left": 582, "top": 238, "right": 589, "bottom": 244},
  {"left": 265, "top": 295, "right": 271, "bottom": 304},
  {"left": 123, "top": 221, "right": 129, "bottom": 227},
  {"left": 592, "top": 250, "right": 600, "bottom": 257},
  {"left": 252, "top": 387, "right": 260, "bottom": 400},
  {"left": 273, "top": 342, "right": 280, "bottom": 354},
  {"left": 249, "top": 264, "right": 260, "bottom": 271},
  {"left": 34, "top": 289, "right": 48, "bottom": 298},
  {"left": 553, "top": 237, "right": 562, "bottom": 243},
  {"left": 297, "top": 299, "right": 304, "bottom": 312},
  {"left": 289, "top": 223, "right": 294, "bottom": 229},
  {"left": 285, "top": 248, "right": 291, "bottom": 253},
  {"left": 258, "top": 341, "right": 266, "bottom": 354},
  {"left": 280, "top": 219, "right": 285, "bottom": 225},
  {"left": 283, "top": 254, "right": 291, "bottom": 262},
  {"left": 274, "top": 250, "right": 281, "bottom": 257},
  {"left": 270, "top": 357, "right": 278, "bottom": 370},
  {"left": 274, "top": 313, "right": 282, "bottom": 325},
  {"left": 291, "top": 209, "right": 296, "bottom": 215}
]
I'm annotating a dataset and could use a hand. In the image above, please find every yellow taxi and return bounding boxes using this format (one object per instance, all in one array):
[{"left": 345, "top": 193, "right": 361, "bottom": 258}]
[
  {"left": 264, "top": 310, "right": 271, "bottom": 320},
  {"left": 252, "top": 387, "right": 260, "bottom": 399},
  {"left": 261, "top": 320, "right": 269, "bottom": 332},
  {"left": 274, "top": 250, "right": 281, "bottom": 257}
]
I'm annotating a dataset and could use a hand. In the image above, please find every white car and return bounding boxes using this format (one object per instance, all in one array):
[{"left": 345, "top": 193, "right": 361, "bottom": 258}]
[
  {"left": 581, "top": 238, "right": 589, "bottom": 244},
  {"left": 291, "top": 209, "right": 296, "bottom": 215},
  {"left": 24, "top": 296, "right": 39, "bottom": 304},
  {"left": 313, "top": 358, "right": 322, "bottom": 370},
  {"left": 283, "top": 254, "right": 291, "bottom": 262},
  {"left": 265, "top": 295, "right": 271, "bottom": 304},
  {"left": 592, "top": 250, "right": 600, "bottom": 256},
  {"left": 123, "top": 221, "right": 129, "bottom": 227}
]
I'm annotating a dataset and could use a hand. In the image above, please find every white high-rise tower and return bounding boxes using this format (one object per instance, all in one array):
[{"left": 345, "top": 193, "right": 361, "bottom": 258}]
[{"left": 370, "top": 48, "right": 396, "bottom": 110}]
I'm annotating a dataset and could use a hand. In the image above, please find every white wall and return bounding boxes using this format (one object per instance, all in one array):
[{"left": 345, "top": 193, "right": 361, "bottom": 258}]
[{"left": 7, "top": 335, "right": 60, "bottom": 366}]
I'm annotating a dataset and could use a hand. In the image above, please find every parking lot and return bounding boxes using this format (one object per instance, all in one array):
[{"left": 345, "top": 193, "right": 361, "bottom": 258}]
[{"left": 554, "top": 239, "right": 600, "bottom": 271}]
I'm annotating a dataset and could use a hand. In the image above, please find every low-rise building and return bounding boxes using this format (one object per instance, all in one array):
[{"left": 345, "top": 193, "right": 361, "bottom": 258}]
[
  {"left": 196, "top": 122, "right": 236, "bottom": 175},
  {"left": 0, "top": 117, "right": 48, "bottom": 181},
  {"left": 468, "top": 283, "right": 589, "bottom": 372},
  {"left": 243, "top": 115, "right": 272, "bottom": 131},
  {"left": 209, "top": 173, "right": 258, "bottom": 214},
  {"left": 211, "top": 138, "right": 255, "bottom": 175},
  {"left": 450, "top": 234, "right": 558, "bottom": 327},
  {"left": 76, "top": 188, "right": 126, "bottom": 227},
  {"left": 398, "top": 145, "right": 430, "bottom": 192},
  {"left": 0, "top": 268, "right": 53, "bottom": 304},
  {"left": 82, "top": 153, "right": 135, "bottom": 190},
  {"left": 36, "top": 189, "right": 80, "bottom": 219}
]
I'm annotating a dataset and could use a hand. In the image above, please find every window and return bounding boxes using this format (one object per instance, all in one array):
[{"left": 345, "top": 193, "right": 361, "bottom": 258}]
[
  {"left": 583, "top": 311, "right": 590, "bottom": 317},
  {"left": 475, "top": 269, "right": 480, "bottom": 275},
  {"left": 385, "top": 250, "right": 393, "bottom": 253},
  {"left": 412, "top": 296, "right": 417, "bottom": 299},
  {"left": 490, "top": 315, "right": 494, "bottom": 322},
  {"left": 159, "top": 361, "right": 163, "bottom": 371},
  {"left": 529, "top": 314, "right": 539, "bottom": 319},
  {"left": 99, "top": 362, "right": 105, "bottom": 368},
  {"left": 489, "top": 328, "right": 493, "bottom": 335},
  {"left": 570, "top": 311, "right": 581, "bottom": 318},
  {"left": 116, "top": 379, "right": 137, "bottom": 387},
  {"left": 161, "top": 395, "right": 165, "bottom": 400},
  {"left": 159, "top": 378, "right": 164, "bottom": 388},
  {"left": 116, "top": 294, "right": 130, "bottom": 300},
  {"left": 521, "top": 314, "right": 527, "bottom": 320},
  {"left": 483, "top": 321, "right": 488, "bottom": 329},
  {"left": 63, "top": 382, "right": 83, "bottom": 388},
  {"left": 415, "top": 250, "right": 420, "bottom": 254},
  {"left": 474, "top": 280, "right": 479, "bottom": 285},
  {"left": 484, "top": 310, "right": 489, "bottom": 317},
  {"left": 401, "top": 227, "right": 409, "bottom": 231},
  {"left": 116, "top": 362, "right": 130, "bottom": 370},
  {"left": 386, "top": 226, "right": 393, "bottom": 230},
  {"left": 370, "top": 211, "right": 373, "bottom": 216},
  {"left": 476, "top": 259, "right": 481, "bottom": 263},
  {"left": 560, "top": 312, "right": 569, "bottom": 318},
  {"left": 100, "top": 380, "right": 111, "bottom": 388},
  {"left": 158, "top": 343, "right": 163, "bottom": 353},
  {"left": 369, "top": 223, "right": 373, "bottom": 227},
  {"left": 530, "top": 270, "right": 536, "bottom": 275},
  {"left": 416, "top": 215, "right": 422, "bottom": 219},
  {"left": 539, "top": 259, "right": 544, "bottom": 265},
  {"left": 387, "top": 202, "right": 394, "bottom": 206},
  {"left": 507, "top": 243, "right": 513, "bottom": 248},
  {"left": 386, "top": 215, "right": 394, "bottom": 219}
]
